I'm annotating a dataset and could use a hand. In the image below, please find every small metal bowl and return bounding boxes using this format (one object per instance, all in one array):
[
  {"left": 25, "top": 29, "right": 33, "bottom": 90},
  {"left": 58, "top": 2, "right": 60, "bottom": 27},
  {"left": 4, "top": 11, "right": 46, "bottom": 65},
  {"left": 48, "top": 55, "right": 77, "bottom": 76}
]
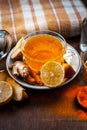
[
  {"left": 0, "top": 30, "right": 12, "bottom": 60},
  {"left": 0, "top": 30, "right": 12, "bottom": 70}
]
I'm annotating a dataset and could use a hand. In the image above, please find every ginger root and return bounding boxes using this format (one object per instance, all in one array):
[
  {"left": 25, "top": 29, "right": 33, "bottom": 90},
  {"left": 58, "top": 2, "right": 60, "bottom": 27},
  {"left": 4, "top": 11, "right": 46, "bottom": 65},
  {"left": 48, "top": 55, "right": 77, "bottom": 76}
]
[
  {"left": 0, "top": 70, "right": 8, "bottom": 81},
  {"left": 29, "top": 69, "right": 44, "bottom": 86},
  {"left": 11, "top": 61, "right": 30, "bottom": 78},
  {"left": 6, "top": 77, "right": 28, "bottom": 101}
]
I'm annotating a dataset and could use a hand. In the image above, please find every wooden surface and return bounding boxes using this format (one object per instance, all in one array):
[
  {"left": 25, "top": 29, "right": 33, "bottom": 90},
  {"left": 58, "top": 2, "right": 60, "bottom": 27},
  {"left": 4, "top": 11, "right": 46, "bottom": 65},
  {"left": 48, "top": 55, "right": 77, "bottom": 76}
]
[{"left": 0, "top": 36, "right": 87, "bottom": 130}]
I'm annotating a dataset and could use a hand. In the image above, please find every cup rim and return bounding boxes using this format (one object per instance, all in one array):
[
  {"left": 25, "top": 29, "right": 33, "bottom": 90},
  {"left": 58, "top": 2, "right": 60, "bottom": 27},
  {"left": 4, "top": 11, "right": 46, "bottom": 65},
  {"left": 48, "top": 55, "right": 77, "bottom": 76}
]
[{"left": 24, "top": 30, "right": 66, "bottom": 43}]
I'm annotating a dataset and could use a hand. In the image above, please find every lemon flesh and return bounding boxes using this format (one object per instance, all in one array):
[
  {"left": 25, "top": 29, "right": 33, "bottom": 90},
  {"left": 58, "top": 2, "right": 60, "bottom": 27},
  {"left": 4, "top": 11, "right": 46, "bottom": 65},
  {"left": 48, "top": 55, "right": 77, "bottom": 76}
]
[
  {"left": 0, "top": 81, "right": 13, "bottom": 105},
  {"left": 40, "top": 61, "right": 64, "bottom": 87}
]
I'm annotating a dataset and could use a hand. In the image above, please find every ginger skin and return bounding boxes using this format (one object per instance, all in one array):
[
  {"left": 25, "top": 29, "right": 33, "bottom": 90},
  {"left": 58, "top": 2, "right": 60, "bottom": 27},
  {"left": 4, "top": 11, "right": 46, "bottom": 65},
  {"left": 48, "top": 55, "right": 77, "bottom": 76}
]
[{"left": 11, "top": 61, "right": 30, "bottom": 78}]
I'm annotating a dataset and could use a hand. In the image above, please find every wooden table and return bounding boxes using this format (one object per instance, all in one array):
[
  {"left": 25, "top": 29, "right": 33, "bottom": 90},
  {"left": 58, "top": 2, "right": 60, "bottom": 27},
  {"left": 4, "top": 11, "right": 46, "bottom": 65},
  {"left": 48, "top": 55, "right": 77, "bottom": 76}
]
[{"left": 0, "top": 36, "right": 87, "bottom": 130}]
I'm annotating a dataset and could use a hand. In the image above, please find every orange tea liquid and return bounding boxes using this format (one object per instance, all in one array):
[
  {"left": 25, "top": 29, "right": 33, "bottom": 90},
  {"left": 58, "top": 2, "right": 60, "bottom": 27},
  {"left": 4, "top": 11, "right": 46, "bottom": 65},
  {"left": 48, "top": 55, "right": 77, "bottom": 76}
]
[{"left": 22, "top": 35, "right": 66, "bottom": 71}]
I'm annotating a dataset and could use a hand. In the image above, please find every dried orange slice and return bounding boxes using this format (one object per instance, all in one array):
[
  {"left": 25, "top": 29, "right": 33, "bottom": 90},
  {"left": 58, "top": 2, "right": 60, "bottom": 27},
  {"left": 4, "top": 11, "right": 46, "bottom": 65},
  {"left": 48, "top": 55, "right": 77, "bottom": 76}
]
[
  {"left": 40, "top": 61, "right": 64, "bottom": 87},
  {"left": 77, "top": 86, "right": 87, "bottom": 109},
  {"left": 0, "top": 81, "right": 13, "bottom": 105}
]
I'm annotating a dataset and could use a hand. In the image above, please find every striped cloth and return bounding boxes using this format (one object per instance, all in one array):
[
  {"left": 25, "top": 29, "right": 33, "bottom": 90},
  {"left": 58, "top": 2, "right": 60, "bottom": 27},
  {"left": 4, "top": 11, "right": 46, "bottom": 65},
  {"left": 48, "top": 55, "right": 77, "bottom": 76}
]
[{"left": 0, "top": 0, "right": 87, "bottom": 44}]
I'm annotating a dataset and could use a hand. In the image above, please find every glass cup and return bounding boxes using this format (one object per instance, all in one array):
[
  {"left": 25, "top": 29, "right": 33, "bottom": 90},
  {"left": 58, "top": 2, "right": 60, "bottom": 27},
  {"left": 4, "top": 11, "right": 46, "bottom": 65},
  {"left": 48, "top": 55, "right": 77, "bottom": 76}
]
[
  {"left": 81, "top": 51, "right": 87, "bottom": 82},
  {"left": 21, "top": 30, "right": 67, "bottom": 71},
  {"left": 81, "top": 52, "right": 87, "bottom": 69}
]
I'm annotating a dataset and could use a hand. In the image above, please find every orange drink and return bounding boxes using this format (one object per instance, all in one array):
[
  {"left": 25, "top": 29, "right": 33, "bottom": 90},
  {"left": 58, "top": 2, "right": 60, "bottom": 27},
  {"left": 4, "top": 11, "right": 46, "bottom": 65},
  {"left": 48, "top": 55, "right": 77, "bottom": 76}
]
[{"left": 21, "top": 31, "right": 66, "bottom": 71}]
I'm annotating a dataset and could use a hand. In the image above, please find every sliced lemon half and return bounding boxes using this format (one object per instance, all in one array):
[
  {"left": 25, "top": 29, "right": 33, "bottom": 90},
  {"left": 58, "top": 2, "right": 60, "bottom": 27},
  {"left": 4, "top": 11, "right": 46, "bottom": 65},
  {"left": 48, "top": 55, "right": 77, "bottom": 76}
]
[
  {"left": 0, "top": 81, "right": 13, "bottom": 105},
  {"left": 77, "top": 86, "right": 87, "bottom": 109},
  {"left": 40, "top": 61, "right": 64, "bottom": 87}
]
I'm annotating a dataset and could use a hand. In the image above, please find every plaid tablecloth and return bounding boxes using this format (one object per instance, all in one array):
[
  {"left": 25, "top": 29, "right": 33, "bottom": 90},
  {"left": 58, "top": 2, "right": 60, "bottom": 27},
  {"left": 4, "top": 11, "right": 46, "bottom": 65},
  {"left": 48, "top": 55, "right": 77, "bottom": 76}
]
[{"left": 0, "top": 0, "right": 87, "bottom": 43}]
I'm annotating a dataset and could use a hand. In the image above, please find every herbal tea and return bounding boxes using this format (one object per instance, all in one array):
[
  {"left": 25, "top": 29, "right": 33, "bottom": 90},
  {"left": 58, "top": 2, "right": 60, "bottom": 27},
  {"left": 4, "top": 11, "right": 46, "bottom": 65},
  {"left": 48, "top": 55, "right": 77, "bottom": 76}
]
[{"left": 22, "top": 33, "right": 66, "bottom": 71}]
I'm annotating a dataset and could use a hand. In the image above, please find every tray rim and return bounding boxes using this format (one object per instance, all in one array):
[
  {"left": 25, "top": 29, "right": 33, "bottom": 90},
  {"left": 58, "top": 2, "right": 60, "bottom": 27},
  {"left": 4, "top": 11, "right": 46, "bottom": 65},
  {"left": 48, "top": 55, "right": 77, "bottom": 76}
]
[{"left": 6, "top": 43, "right": 81, "bottom": 90}]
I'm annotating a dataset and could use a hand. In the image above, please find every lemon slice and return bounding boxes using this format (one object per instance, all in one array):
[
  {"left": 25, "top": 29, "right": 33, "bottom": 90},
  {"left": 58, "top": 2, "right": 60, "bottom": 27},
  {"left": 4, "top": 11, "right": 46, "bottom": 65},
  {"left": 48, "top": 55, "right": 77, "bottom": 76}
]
[
  {"left": 0, "top": 81, "right": 13, "bottom": 105},
  {"left": 40, "top": 61, "right": 64, "bottom": 87}
]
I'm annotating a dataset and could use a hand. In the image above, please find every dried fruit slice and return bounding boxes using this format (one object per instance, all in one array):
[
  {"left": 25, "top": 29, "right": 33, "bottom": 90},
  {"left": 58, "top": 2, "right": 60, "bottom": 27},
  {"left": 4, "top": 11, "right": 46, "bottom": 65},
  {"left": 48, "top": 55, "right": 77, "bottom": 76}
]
[
  {"left": 77, "top": 86, "right": 87, "bottom": 109},
  {"left": 40, "top": 61, "right": 64, "bottom": 87},
  {"left": 0, "top": 81, "right": 13, "bottom": 105}
]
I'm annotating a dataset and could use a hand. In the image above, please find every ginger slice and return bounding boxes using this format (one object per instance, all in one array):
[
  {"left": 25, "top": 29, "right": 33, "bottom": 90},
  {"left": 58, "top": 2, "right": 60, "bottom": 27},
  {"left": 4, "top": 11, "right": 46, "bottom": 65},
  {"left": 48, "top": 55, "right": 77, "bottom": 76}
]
[
  {"left": 11, "top": 37, "right": 24, "bottom": 60},
  {"left": 11, "top": 48, "right": 23, "bottom": 60},
  {"left": 6, "top": 77, "right": 28, "bottom": 101}
]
